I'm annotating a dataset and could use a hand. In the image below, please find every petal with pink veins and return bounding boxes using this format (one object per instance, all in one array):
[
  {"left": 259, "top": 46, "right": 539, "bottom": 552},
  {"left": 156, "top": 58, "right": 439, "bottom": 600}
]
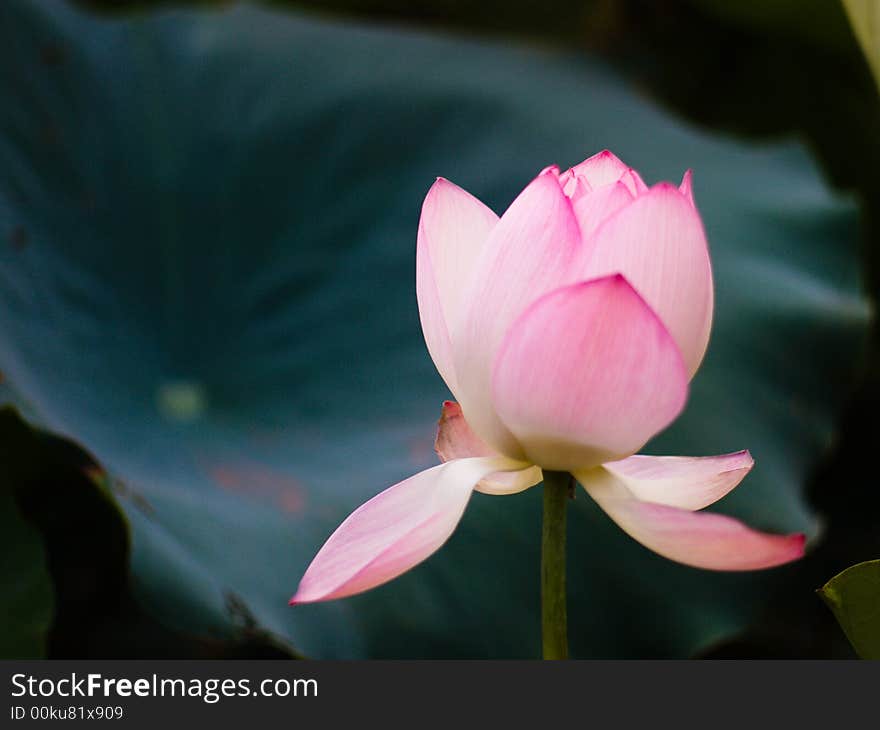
[
  {"left": 567, "top": 175, "right": 591, "bottom": 202},
  {"left": 453, "top": 168, "right": 582, "bottom": 458},
  {"left": 577, "top": 183, "right": 713, "bottom": 377},
  {"left": 559, "top": 168, "right": 590, "bottom": 198},
  {"left": 602, "top": 451, "right": 754, "bottom": 511},
  {"left": 491, "top": 275, "right": 689, "bottom": 471},
  {"left": 291, "top": 455, "right": 526, "bottom": 604},
  {"left": 576, "top": 467, "right": 805, "bottom": 571},
  {"left": 435, "top": 400, "right": 542, "bottom": 495},
  {"left": 571, "top": 181, "right": 634, "bottom": 238},
  {"left": 416, "top": 178, "right": 498, "bottom": 394},
  {"left": 569, "top": 149, "right": 631, "bottom": 189}
]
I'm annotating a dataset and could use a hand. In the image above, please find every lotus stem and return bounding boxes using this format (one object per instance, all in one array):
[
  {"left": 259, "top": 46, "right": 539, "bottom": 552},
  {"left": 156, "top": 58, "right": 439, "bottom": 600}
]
[{"left": 541, "top": 469, "right": 569, "bottom": 660}]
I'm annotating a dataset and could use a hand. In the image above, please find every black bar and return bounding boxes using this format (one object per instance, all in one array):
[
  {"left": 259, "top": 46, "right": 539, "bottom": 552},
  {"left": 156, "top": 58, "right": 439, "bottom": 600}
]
[{"left": 2, "top": 660, "right": 877, "bottom": 728}]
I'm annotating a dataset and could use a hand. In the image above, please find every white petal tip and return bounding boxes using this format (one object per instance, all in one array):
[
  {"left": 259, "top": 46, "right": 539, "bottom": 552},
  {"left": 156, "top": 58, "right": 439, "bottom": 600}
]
[{"left": 724, "top": 449, "right": 754, "bottom": 472}]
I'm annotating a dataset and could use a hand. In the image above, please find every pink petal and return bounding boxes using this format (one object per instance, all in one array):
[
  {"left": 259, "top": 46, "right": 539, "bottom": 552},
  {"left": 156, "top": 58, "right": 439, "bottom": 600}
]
[
  {"left": 473, "top": 467, "right": 543, "bottom": 495},
  {"left": 491, "top": 275, "right": 688, "bottom": 471},
  {"left": 620, "top": 168, "right": 649, "bottom": 196},
  {"left": 435, "top": 400, "right": 493, "bottom": 460},
  {"left": 291, "top": 456, "right": 520, "bottom": 603},
  {"left": 679, "top": 169, "right": 695, "bottom": 206},
  {"left": 416, "top": 178, "right": 498, "bottom": 394},
  {"left": 569, "top": 149, "right": 632, "bottom": 189},
  {"left": 571, "top": 181, "right": 634, "bottom": 238},
  {"left": 578, "top": 468, "right": 805, "bottom": 570},
  {"left": 602, "top": 451, "right": 754, "bottom": 511},
  {"left": 559, "top": 168, "right": 591, "bottom": 197},
  {"left": 453, "top": 168, "right": 582, "bottom": 458},
  {"left": 577, "top": 183, "right": 713, "bottom": 377},
  {"left": 435, "top": 401, "right": 542, "bottom": 495}
]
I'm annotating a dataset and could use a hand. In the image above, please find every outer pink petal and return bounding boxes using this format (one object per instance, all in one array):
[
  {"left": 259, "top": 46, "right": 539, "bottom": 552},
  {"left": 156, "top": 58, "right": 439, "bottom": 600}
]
[
  {"left": 435, "top": 400, "right": 542, "bottom": 495},
  {"left": 569, "top": 149, "right": 631, "bottom": 189},
  {"left": 491, "top": 275, "right": 689, "bottom": 471},
  {"left": 416, "top": 178, "right": 499, "bottom": 394},
  {"left": 291, "top": 456, "right": 520, "bottom": 603},
  {"left": 453, "top": 168, "right": 582, "bottom": 458},
  {"left": 578, "top": 468, "right": 805, "bottom": 571},
  {"left": 571, "top": 181, "right": 634, "bottom": 239},
  {"left": 577, "top": 183, "right": 713, "bottom": 377},
  {"left": 602, "top": 451, "right": 753, "bottom": 511}
]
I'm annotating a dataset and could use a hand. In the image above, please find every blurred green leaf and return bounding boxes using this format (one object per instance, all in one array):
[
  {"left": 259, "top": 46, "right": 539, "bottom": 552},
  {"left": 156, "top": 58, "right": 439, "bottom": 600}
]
[
  {"left": 0, "top": 405, "right": 302, "bottom": 658},
  {"left": 819, "top": 560, "right": 880, "bottom": 658},
  {"left": 842, "top": 0, "right": 880, "bottom": 91},
  {"left": 0, "top": 482, "right": 53, "bottom": 658},
  {"left": 0, "top": 0, "right": 869, "bottom": 658}
]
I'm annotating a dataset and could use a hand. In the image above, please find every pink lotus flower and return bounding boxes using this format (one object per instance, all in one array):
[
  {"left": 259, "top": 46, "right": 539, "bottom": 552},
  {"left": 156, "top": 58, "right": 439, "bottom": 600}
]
[{"left": 291, "top": 150, "right": 805, "bottom": 605}]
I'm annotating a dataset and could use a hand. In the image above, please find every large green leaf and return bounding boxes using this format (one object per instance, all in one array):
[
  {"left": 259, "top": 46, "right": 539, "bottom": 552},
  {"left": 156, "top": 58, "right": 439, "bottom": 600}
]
[
  {"left": 0, "top": 405, "right": 302, "bottom": 658},
  {"left": 819, "top": 560, "right": 880, "bottom": 659},
  {"left": 0, "top": 0, "right": 869, "bottom": 657},
  {"left": 0, "top": 480, "right": 53, "bottom": 658}
]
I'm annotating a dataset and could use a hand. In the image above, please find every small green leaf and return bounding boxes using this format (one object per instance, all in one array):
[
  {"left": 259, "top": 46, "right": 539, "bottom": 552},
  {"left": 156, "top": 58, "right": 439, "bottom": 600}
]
[
  {"left": 842, "top": 0, "right": 880, "bottom": 91},
  {"left": 819, "top": 559, "right": 880, "bottom": 659}
]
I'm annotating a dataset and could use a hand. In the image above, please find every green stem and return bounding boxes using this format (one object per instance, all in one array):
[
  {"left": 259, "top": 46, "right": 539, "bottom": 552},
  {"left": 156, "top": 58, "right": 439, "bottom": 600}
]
[{"left": 541, "top": 470, "right": 569, "bottom": 660}]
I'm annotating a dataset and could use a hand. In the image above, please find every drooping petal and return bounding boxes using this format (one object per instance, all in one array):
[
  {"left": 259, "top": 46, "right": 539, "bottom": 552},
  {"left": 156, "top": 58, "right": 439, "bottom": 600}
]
[
  {"left": 571, "top": 181, "right": 634, "bottom": 238},
  {"left": 472, "top": 468, "right": 544, "bottom": 496},
  {"left": 435, "top": 400, "right": 542, "bottom": 495},
  {"left": 577, "top": 183, "right": 713, "bottom": 377},
  {"left": 569, "top": 149, "right": 631, "bottom": 189},
  {"left": 453, "top": 168, "right": 582, "bottom": 458},
  {"left": 602, "top": 451, "right": 753, "bottom": 511},
  {"left": 577, "top": 467, "right": 805, "bottom": 570},
  {"left": 491, "top": 275, "right": 689, "bottom": 471},
  {"left": 291, "top": 456, "right": 523, "bottom": 603},
  {"left": 416, "top": 178, "right": 499, "bottom": 394}
]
